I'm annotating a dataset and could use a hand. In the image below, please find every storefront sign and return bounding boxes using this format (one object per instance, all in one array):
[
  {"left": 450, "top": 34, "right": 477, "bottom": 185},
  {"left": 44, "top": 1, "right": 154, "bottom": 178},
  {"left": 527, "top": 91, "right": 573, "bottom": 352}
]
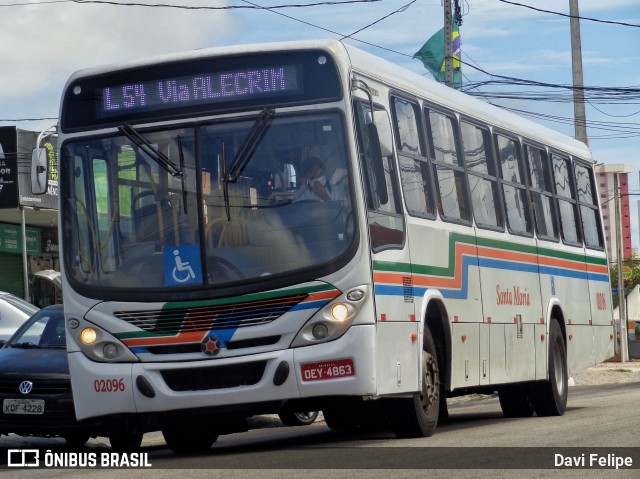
[
  {"left": 0, "top": 223, "right": 40, "bottom": 255},
  {"left": 0, "top": 127, "right": 19, "bottom": 209},
  {"left": 18, "top": 130, "right": 59, "bottom": 209}
]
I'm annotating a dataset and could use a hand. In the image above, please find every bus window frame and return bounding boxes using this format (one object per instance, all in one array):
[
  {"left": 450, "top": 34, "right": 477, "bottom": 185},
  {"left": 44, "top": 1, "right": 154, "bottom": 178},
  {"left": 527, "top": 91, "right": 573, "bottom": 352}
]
[
  {"left": 459, "top": 116, "right": 505, "bottom": 233},
  {"left": 353, "top": 97, "right": 406, "bottom": 253},
  {"left": 550, "top": 150, "right": 583, "bottom": 248},
  {"left": 390, "top": 93, "right": 437, "bottom": 222},
  {"left": 572, "top": 158, "right": 605, "bottom": 252},
  {"left": 423, "top": 104, "right": 472, "bottom": 227},
  {"left": 492, "top": 130, "right": 534, "bottom": 239},
  {"left": 523, "top": 141, "right": 560, "bottom": 243}
]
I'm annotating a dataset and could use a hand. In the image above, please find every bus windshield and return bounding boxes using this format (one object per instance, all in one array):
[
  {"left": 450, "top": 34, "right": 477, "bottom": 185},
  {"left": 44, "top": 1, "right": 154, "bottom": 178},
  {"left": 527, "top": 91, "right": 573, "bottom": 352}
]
[{"left": 61, "top": 111, "right": 354, "bottom": 294}]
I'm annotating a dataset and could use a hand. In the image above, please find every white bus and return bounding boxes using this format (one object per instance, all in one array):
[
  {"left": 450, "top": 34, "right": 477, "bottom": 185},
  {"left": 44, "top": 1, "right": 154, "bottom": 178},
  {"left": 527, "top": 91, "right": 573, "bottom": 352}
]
[{"left": 36, "top": 39, "right": 613, "bottom": 452}]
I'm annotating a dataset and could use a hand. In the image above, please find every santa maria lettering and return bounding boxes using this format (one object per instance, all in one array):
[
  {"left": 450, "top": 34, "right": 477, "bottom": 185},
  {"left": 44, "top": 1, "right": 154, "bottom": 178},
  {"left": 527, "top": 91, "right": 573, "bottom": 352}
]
[
  {"left": 496, "top": 285, "right": 531, "bottom": 306},
  {"left": 101, "top": 65, "right": 300, "bottom": 116}
]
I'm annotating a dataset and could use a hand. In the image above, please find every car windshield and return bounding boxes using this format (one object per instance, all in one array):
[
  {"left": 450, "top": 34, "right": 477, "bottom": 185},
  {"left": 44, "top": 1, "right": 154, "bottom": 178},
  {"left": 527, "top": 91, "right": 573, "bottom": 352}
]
[
  {"left": 61, "top": 112, "right": 354, "bottom": 294},
  {"left": 11, "top": 310, "right": 66, "bottom": 349},
  {"left": 0, "top": 294, "right": 39, "bottom": 316}
]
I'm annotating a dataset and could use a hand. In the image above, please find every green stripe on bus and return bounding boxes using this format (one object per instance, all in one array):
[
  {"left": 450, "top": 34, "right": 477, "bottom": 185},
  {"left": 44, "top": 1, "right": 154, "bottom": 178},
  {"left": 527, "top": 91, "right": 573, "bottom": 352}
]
[{"left": 373, "top": 232, "right": 607, "bottom": 275}]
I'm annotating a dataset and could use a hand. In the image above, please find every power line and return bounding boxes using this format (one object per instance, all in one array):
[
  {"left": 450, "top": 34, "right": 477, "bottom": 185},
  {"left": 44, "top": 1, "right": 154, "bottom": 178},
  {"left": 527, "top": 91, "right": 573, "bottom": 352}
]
[
  {"left": 497, "top": 0, "right": 640, "bottom": 28},
  {"left": 340, "top": 0, "right": 416, "bottom": 41},
  {"left": 1, "top": 0, "right": 381, "bottom": 9}
]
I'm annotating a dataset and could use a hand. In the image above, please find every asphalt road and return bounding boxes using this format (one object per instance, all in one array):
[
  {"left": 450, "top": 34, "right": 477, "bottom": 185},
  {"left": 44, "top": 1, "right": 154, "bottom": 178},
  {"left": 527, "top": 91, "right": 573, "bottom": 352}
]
[{"left": 2, "top": 382, "right": 640, "bottom": 478}]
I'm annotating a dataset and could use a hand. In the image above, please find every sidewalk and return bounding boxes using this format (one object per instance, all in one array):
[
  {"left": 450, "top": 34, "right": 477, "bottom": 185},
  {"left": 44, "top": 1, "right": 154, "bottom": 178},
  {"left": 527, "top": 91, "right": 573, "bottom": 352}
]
[{"left": 570, "top": 358, "right": 640, "bottom": 386}]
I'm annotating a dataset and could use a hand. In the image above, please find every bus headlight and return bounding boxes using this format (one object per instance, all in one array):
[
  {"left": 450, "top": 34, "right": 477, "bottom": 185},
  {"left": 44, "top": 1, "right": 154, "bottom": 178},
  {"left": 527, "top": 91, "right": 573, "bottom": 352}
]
[
  {"left": 69, "top": 319, "right": 138, "bottom": 363},
  {"left": 81, "top": 328, "right": 97, "bottom": 345},
  {"left": 291, "top": 286, "right": 368, "bottom": 347},
  {"left": 331, "top": 303, "right": 349, "bottom": 322}
]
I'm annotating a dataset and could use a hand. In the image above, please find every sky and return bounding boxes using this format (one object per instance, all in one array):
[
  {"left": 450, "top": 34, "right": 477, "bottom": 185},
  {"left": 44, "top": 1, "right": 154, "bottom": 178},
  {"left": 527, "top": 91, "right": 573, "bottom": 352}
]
[{"left": 2, "top": 0, "right": 640, "bottom": 244}]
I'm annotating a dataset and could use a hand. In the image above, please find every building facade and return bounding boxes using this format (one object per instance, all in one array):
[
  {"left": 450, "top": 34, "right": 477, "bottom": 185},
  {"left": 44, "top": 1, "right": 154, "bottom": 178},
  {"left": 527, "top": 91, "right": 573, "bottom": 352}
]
[
  {"left": 0, "top": 126, "right": 60, "bottom": 306},
  {"left": 596, "top": 164, "right": 633, "bottom": 265}
]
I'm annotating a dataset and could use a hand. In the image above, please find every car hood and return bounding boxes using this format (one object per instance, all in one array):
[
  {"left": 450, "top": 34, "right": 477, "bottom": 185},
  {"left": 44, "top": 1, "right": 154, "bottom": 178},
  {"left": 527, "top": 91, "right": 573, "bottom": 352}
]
[{"left": 0, "top": 347, "right": 69, "bottom": 377}]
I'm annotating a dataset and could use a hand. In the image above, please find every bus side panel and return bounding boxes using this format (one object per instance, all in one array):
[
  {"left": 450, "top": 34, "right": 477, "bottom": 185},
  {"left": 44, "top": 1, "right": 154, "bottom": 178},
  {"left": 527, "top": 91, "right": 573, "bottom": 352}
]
[
  {"left": 406, "top": 224, "right": 483, "bottom": 391},
  {"left": 375, "top": 321, "right": 420, "bottom": 394},
  {"left": 586, "top": 249, "right": 615, "bottom": 363},
  {"left": 476, "top": 231, "right": 542, "bottom": 384}
]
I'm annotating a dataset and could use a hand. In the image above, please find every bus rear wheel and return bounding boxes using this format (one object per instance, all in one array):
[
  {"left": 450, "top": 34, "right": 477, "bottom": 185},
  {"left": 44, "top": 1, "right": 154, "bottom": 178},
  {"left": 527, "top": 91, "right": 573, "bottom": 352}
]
[
  {"left": 530, "top": 319, "right": 568, "bottom": 416},
  {"left": 390, "top": 330, "right": 440, "bottom": 438},
  {"left": 498, "top": 384, "right": 534, "bottom": 417}
]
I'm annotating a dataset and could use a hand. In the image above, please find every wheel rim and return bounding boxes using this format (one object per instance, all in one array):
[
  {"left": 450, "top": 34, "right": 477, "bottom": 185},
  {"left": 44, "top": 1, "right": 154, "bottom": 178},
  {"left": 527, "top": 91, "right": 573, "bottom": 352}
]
[
  {"left": 552, "top": 340, "right": 566, "bottom": 397},
  {"left": 295, "top": 411, "right": 317, "bottom": 422},
  {"left": 420, "top": 351, "right": 439, "bottom": 414}
]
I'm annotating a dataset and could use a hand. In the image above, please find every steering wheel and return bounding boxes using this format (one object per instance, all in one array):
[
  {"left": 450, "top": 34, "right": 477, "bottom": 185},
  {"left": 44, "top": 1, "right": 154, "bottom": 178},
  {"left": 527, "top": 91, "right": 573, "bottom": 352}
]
[{"left": 207, "top": 256, "right": 244, "bottom": 282}]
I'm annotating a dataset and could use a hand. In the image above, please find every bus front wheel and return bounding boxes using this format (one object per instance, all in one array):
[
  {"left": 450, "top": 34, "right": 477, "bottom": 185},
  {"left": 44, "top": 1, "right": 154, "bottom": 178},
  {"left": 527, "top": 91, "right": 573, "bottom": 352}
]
[
  {"left": 161, "top": 417, "right": 219, "bottom": 454},
  {"left": 390, "top": 329, "right": 440, "bottom": 438}
]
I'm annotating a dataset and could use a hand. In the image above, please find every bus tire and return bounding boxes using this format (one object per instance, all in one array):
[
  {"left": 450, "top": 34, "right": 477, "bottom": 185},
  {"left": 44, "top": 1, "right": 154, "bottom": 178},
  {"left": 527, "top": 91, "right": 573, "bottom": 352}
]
[
  {"left": 108, "top": 429, "right": 143, "bottom": 451},
  {"left": 390, "top": 329, "right": 439, "bottom": 438},
  {"left": 64, "top": 431, "right": 91, "bottom": 448},
  {"left": 278, "top": 410, "right": 319, "bottom": 426},
  {"left": 530, "top": 319, "right": 568, "bottom": 416},
  {"left": 161, "top": 417, "right": 219, "bottom": 454},
  {"left": 323, "top": 406, "right": 360, "bottom": 431},
  {"left": 108, "top": 417, "right": 145, "bottom": 451},
  {"left": 498, "top": 384, "right": 534, "bottom": 417}
]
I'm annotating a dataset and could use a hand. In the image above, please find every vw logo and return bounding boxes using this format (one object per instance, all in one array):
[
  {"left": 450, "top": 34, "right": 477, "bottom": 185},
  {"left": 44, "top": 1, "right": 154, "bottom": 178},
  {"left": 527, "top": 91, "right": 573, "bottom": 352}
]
[{"left": 19, "top": 381, "right": 34, "bottom": 395}]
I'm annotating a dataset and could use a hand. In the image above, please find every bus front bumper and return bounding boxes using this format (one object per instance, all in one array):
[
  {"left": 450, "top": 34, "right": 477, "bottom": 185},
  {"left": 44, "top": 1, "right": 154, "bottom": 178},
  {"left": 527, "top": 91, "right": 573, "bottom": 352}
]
[{"left": 69, "top": 324, "right": 376, "bottom": 421}]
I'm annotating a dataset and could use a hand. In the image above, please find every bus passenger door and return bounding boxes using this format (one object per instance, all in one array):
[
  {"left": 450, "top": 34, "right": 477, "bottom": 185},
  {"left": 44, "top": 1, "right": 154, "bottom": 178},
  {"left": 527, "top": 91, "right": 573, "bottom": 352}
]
[{"left": 353, "top": 99, "right": 419, "bottom": 395}]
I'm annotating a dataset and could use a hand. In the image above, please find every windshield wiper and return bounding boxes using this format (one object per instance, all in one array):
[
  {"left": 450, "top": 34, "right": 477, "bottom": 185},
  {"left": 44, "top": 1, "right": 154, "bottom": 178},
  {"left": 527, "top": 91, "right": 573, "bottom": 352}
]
[
  {"left": 118, "top": 124, "right": 182, "bottom": 177},
  {"left": 224, "top": 108, "right": 275, "bottom": 184},
  {"left": 177, "top": 135, "right": 188, "bottom": 214}
]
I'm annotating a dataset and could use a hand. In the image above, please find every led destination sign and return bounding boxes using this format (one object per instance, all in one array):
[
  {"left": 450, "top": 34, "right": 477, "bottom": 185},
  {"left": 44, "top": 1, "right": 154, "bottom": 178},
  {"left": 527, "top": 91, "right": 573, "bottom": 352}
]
[
  {"left": 100, "top": 64, "right": 302, "bottom": 117},
  {"left": 61, "top": 50, "right": 342, "bottom": 131}
]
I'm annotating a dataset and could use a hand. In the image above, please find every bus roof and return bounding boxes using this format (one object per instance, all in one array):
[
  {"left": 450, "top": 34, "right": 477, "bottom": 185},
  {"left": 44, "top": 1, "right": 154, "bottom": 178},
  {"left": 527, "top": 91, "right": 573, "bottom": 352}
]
[
  {"left": 340, "top": 41, "right": 592, "bottom": 162},
  {"left": 64, "top": 38, "right": 591, "bottom": 161}
]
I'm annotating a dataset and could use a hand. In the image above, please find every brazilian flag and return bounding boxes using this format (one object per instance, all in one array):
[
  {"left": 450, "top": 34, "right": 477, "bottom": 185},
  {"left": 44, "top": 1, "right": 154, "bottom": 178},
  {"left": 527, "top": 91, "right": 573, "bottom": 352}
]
[{"left": 413, "top": 17, "right": 461, "bottom": 89}]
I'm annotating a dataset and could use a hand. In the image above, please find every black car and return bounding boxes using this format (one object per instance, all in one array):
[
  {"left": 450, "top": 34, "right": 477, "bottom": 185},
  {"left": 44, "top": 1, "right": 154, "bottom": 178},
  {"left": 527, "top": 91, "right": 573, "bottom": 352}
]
[{"left": 0, "top": 305, "right": 145, "bottom": 448}]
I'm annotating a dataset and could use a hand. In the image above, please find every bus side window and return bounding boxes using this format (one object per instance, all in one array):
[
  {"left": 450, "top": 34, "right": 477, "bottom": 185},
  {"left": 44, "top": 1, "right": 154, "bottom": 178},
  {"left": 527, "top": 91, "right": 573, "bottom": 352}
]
[
  {"left": 392, "top": 96, "right": 435, "bottom": 219},
  {"left": 426, "top": 108, "right": 470, "bottom": 223},
  {"left": 574, "top": 162, "right": 604, "bottom": 249},
  {"left": 525, "top": 144, "right": 558, "bottom": 240},
  {"left": 495, "top": 134, "right": 532, "bottom": 236},
  {"left": 353, "top": 100, "right": 404, "bottom": 250},
  {"left": 552, "top": 154, "right": 582, "bottom": 246},
  {"left": 461, "top": 121, "right": 502, "bottom": 229}
]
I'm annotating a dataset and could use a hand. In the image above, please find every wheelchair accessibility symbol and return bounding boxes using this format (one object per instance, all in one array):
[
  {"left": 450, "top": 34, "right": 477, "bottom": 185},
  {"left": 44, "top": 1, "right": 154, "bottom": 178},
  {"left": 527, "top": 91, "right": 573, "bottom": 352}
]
[{"left": 164, "top": 245, "right": 202, "bottom": 286}]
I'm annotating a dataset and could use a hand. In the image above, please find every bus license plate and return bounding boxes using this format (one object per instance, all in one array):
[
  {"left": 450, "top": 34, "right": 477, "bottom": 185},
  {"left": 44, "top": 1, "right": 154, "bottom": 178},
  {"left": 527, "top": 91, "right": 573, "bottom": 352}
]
[
  {"left": 301, "top": 358, "right": 355, "bottom": 381},
  {"left": 3, "top": 399, "right": 45, "bottom": 415}
]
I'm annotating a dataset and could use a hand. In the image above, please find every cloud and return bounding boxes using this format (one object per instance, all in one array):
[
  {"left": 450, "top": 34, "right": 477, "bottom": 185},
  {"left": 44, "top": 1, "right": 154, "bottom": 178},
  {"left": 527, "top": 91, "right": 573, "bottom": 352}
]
[{"left": 0, "top": 0, "right": 236, "bottom": 112}]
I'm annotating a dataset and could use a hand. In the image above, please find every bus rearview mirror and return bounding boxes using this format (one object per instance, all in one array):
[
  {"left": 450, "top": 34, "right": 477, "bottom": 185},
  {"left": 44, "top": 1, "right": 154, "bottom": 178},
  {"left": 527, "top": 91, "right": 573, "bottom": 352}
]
[{"left": 31, "top": 147, "right": 49, "bottom": 195}]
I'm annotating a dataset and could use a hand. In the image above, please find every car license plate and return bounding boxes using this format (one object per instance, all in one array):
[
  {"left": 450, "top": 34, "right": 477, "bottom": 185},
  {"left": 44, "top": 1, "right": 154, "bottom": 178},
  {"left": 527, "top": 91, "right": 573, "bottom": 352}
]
[
  {"left": 3, "top": 399, "right": 45, "bottom": 415},
  {"left": 301, "top": 358, "right": 355, "bottom": 381}
]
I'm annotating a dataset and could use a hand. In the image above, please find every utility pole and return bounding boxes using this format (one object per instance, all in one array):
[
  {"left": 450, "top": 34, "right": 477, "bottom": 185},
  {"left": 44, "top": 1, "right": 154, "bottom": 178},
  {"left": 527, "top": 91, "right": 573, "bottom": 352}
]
[
  {"left": 444, "top": 0, "right": 454, "bottom": 88},
  {"left": 569, "top": 0, "right": 588, "bottom": 145},
  {"left": 614, "top": 172, "right": 630, "bottom": 362}
]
